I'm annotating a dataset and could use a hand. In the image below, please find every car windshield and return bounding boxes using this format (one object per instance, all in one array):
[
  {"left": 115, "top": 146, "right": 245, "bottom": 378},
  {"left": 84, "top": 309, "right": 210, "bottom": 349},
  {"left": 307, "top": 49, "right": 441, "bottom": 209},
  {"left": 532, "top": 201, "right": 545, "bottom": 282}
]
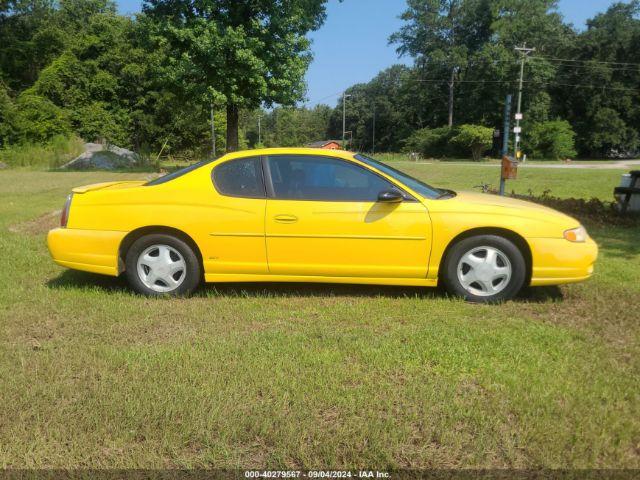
[
  {"left": 354, "top": 154, "right": 446, "bottom": 199},
  {"left": 145, "top": 158, "right": 217, "bottom": 186}
]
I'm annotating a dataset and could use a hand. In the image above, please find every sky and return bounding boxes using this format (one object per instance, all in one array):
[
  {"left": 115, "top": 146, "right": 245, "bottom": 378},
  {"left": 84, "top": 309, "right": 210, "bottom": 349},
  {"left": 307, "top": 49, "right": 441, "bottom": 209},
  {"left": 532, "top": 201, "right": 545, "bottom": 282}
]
[{"left": 117, "top": 0, "right": 627, "bottom": 107}]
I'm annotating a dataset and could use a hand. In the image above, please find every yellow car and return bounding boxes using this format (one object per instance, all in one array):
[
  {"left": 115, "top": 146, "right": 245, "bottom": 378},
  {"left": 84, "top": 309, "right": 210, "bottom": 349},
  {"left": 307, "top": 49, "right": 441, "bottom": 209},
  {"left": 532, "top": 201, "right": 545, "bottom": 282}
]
[{"left": 47, "top": 148, "right": 598, "bottom": 302}]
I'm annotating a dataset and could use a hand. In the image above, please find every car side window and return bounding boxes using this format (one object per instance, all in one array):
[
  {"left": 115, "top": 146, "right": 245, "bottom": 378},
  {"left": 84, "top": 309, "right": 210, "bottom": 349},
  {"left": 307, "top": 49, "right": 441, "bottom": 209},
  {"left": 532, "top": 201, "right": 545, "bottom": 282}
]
[
  {"left": 212, "top": 157, "right": 265, "bottom": 198},
  {"left": 266, "top": 155, "right": 399, "bottom": 202}
]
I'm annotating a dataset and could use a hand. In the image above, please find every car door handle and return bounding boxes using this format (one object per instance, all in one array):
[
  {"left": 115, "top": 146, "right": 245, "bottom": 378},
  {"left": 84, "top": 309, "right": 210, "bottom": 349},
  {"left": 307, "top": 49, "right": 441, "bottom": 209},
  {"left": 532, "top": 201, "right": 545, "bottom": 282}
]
[{"left": 274, "top": 214, "right": 298, "bottom": 224}]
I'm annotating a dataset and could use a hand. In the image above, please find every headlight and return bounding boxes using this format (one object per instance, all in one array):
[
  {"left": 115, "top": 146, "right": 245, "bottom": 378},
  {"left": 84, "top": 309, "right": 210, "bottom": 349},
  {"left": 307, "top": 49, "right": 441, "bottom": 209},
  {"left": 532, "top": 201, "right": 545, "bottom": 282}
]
[{"left": 563, "top": 226, "right": 587, "bottom": 243}]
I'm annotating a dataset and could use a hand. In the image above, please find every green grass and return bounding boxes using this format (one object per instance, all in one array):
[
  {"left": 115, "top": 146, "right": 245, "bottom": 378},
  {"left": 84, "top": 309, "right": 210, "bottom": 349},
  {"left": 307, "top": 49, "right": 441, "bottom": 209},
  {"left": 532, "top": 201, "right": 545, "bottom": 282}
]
[
  {"left": 393, "top": 162, "right": 623, "bottom": 200},
  {"left": 0, "top": 167, "right": 638, "bottom": 468},
  {"left": 375, "top": 152, "right": 627, "bottom": 164}
]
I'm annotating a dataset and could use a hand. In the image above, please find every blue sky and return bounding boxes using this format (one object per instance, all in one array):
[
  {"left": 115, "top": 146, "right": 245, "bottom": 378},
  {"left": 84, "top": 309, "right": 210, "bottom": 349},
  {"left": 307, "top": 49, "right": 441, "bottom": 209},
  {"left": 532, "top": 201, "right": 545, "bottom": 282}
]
[{"left": 117, "top": 0, "right": 626, "bottom": 107}]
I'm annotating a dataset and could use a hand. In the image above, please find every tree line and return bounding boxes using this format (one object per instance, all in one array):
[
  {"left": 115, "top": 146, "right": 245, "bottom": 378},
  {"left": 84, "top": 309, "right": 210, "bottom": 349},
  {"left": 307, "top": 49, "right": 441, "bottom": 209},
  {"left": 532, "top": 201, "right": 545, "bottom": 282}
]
[{"left": 1, "top": 0, "right": 639, "bottom": 160}]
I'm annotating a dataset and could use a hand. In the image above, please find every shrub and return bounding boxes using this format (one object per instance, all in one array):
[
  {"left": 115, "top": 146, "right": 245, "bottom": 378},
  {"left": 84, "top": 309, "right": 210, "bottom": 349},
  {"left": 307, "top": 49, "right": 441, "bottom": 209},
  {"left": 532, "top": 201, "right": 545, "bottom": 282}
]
[
  {"left": 524, "top": 120, "right": 577, "bottom": 160},
  {"left": 450, "top": 124, "right": 494, "bottom": 161},
  {"left": 72, "top": 102, "right": 130, "bottom": 146},
  {"left": 13, "top": 93, "right": 72, "bottom": 143},
  {"left": 0, "top": 84, "right": 18, "bottom": 147},
  {"left": 403, "top": 127, "right": 453, "bottom": 157}
]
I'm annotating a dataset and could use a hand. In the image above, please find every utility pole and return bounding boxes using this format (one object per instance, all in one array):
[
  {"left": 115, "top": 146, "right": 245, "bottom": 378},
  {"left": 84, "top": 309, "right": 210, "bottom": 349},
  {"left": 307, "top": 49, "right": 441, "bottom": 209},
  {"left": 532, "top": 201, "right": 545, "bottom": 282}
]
[
  {"left": 513, "top": 44, "right": 535, "bottom": 160},
  {"left": 257, "top": 115, "right": 262, "bottom": 146},
  {"left": 499, "top": 94, "right": 512, "bottom": 196},
  {"left": 448, "top": 67, "right": 455, "bottom": 127},
  {"left": 372, "top": 104, "right": 376, "bottom": 154},
  {"left": 210, "top": 102, "right": 216, "bottom": 158},
  {"left": 342, "top": 92, "right": 351, "bottom": 149}
]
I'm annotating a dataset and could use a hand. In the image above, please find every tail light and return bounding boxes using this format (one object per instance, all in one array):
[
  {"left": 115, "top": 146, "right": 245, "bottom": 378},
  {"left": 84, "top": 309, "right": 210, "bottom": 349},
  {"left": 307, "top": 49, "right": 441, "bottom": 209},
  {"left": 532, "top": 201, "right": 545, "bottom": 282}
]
[{"left": 60, "top": 194, "right": 73, "bottom": 228}]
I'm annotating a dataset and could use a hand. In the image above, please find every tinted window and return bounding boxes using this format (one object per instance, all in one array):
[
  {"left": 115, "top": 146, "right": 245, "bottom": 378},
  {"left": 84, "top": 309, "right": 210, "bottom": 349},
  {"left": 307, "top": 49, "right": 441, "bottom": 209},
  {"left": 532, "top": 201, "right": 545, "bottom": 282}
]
[
  {"left": 267, "top": 155, "right": 398, "bottom": 201},
  {"left": 354, "top": 154, "right": 444, "bottom": 199},
  {"left": 146, "top": 158, "right": 215, "bottom": 186},
  {"left": 213, "top": 157, "right": 265, "bottom": 198}
]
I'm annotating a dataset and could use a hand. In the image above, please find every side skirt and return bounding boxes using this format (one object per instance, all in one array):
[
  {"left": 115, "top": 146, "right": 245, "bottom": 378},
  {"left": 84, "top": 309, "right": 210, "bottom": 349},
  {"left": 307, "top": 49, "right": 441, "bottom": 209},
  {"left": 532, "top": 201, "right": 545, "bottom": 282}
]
[{"left": 204, "top": 273, "right": 438, "bottom": 287}]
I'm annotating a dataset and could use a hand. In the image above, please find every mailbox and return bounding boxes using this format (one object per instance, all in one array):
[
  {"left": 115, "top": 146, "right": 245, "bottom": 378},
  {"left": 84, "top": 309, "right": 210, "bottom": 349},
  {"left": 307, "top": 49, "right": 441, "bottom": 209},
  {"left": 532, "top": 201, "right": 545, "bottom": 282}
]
[{"left": 501, "top": 155, "right": 518, "bottom": 180}]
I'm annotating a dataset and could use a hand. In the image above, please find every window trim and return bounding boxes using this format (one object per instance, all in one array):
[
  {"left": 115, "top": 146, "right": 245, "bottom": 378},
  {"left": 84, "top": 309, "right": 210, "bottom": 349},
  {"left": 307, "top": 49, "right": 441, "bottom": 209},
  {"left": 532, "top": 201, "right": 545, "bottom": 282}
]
[
  {"left": 211, "top": 156, "right": 267, "bottom": 199},
  {"left": 263, "top": 154, "right": 416, "bottom": 203}
]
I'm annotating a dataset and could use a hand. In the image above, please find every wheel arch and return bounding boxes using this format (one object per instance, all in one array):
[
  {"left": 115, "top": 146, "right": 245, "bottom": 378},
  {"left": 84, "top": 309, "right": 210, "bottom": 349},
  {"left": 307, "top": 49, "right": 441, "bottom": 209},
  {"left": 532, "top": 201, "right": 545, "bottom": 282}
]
[
  {"left": 438, "top": 227, "right": 532, "bottom": 286},
  {"left": 118, "top": 226, "right": 204, "bottom": 274}
]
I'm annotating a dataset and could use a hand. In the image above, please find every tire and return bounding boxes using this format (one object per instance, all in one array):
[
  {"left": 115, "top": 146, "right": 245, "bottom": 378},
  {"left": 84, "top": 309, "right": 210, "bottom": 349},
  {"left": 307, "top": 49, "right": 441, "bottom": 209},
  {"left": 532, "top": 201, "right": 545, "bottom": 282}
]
[
  {"left": 441, "top": 234, "right": 526, "bottom": 303},
  {"left": 125, "top": 233, "right": 201, "bottom": 297}
]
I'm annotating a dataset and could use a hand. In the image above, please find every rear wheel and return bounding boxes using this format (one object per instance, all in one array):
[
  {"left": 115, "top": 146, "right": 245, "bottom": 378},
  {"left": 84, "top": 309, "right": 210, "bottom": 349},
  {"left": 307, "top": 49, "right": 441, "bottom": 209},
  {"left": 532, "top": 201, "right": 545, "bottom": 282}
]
[
  {"left": 125, "top": 234, "right": 201, "bottom": 296},
  {"left": 441, "top": 235, "right": 526, "bottom": 303}
]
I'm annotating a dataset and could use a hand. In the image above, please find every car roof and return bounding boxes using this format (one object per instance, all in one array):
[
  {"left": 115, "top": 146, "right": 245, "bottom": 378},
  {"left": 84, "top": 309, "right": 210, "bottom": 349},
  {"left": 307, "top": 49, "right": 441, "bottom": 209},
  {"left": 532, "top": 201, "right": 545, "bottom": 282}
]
[{"left": 220, "top": 147, "right": 355, "bottom": 161}]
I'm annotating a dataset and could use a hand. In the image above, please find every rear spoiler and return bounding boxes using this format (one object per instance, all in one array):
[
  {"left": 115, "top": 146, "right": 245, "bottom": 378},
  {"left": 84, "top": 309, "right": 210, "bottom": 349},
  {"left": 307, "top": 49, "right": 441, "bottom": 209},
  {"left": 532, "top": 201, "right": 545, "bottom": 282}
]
[{"left": 72, "top": 181, "right": 145, "bottom": 193}]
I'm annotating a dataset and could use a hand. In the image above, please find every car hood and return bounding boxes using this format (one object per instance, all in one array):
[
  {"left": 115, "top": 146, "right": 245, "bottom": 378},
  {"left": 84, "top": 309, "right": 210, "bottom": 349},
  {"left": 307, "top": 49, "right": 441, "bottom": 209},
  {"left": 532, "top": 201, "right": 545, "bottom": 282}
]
[{"left": 431, "top": 191, "right": 580, "bottom": 227}]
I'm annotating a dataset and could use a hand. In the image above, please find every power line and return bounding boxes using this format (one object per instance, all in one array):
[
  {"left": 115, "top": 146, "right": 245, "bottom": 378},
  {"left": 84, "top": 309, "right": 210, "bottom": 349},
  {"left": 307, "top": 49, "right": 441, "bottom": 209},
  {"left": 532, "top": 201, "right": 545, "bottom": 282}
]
[
  {"left": 529, "top": 57, "right": 640, "bottom": 72},
  {"left": 304, "top": 90, "right": 343, "bottom": 106},
  {"left": 413, "top": 78, "right": 639, "bottom": 91},
  {"left": 533, "top": 55, "right": 640, "bottom": 67},
  {"left": 416, "top": 55, "right": 640, "bottom": 71}
]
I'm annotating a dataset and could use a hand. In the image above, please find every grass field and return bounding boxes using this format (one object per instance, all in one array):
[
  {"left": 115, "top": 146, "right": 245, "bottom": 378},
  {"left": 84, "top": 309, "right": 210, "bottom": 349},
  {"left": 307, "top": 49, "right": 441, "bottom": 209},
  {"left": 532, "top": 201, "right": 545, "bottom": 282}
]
[
  {"left": 0, "top": 165, "right": 638, "bottom": 469},
  {"left": 390, "top": 161, "right": 624, "bottom": 200}
]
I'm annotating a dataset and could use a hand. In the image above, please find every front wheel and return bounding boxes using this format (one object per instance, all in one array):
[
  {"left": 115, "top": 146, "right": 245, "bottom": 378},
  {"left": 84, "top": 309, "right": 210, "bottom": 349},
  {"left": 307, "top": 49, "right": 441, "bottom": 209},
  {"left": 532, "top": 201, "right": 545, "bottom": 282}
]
[
  {"left": 441, "top": 235, "right": 526, "bottom": 303},
  {"left": 125, "top": 234, "right": 201, "bottom": 296}
]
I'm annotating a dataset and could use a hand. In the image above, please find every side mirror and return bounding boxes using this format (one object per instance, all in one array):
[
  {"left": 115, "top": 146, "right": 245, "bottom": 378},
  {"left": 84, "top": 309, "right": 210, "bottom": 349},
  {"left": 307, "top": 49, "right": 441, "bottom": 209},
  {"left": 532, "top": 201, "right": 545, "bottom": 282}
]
[{"left": 377, "top": 189, "right": 403, "bottom": 203}]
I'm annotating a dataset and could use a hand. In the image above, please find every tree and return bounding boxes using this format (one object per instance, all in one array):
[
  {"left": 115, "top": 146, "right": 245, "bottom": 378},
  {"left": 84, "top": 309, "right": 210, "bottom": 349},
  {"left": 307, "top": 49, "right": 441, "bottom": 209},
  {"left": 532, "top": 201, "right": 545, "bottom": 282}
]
[
  {"left": 0, "top": 0, "right": 65, "bottom": 90},
  {"left": 403, "top": 126, "right": 454, "bottom": 157},
  {"left": 142, "top": 0, "right": 331, "bottom": 152},
  {"left": 450, "top": 124, "right": 493, "bottom": 160},
  {"left": 0, "top": 82, "right": 18, "bottom": 146},
  {"left": 586, "top": 108, "right": 637, "bottom": 158},
  {"left": 524, "top": 120, "right": 577, "bottom": 159},
  {"left": 12, "top": 92, "right": 71, "bottom": 142},
  {"left": 327, "top": 65, "right": 415, "bottom": 152},
  {"left": 555, "top": 1, "right": 640, "bottom": 157},
  {"left": 389, "top": 0, "right": 571, "bottom": 133},
  {"left": 246, "top": 105, "right": 332, "bottom": 148},
  {"left": 392, "top": 0, "right": 467, "bottom": 127}
]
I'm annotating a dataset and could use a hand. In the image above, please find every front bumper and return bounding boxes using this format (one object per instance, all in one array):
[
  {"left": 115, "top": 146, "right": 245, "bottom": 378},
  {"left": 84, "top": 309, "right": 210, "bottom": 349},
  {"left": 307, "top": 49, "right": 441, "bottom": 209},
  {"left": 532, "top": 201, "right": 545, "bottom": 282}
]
[
  {"left": 529, "top": 236, "right": 598, "bottom": 286},
  {"left": 47, "top": 228, "right": 126, "bottom": 276}
]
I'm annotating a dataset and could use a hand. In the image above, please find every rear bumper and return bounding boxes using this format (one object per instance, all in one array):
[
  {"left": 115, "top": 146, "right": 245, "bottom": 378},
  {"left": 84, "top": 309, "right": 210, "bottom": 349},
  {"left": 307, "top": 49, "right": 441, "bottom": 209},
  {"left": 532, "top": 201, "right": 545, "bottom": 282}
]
[
  {"left": 529, "top": 237, "right": 598, "bottom": 286},
  {"left": 47, "top": 228, "right": 126, "bottom": 276}
]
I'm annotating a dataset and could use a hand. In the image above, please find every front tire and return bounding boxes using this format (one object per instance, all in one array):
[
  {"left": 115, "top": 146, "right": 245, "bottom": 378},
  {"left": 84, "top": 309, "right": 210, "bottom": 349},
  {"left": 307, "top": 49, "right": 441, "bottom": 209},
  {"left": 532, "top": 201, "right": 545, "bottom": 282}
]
[
  {"left": 441, "top": 235, "right": 526, "bottom": 303},
  {"left": 125, "top": 234, "right": 201, "bottom": 296}
]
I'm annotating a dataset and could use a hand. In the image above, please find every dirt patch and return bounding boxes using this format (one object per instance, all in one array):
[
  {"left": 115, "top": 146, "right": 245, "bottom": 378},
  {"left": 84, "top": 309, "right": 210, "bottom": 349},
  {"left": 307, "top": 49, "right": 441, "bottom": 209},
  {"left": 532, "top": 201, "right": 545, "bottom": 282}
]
[{"left": 8, "top": 210, "right": 60, "bottom": 235}]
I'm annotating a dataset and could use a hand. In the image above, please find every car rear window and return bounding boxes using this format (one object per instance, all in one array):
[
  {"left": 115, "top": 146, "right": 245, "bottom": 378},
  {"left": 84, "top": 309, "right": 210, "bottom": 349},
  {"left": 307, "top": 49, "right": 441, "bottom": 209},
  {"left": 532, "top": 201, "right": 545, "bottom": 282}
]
[
  {"left": 145, "top": 158, "right": 216, "bottom": 186},
  {"left": 212, "top": 157, "right": 266, "bottom": 198}
]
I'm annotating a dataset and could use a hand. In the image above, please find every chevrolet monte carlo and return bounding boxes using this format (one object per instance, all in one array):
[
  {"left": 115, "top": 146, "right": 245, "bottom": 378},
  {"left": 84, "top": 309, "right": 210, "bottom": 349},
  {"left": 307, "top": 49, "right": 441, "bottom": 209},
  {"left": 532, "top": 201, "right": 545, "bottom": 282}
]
[{"left": 47, "top": 148, "right": 598, "bottom": 303}]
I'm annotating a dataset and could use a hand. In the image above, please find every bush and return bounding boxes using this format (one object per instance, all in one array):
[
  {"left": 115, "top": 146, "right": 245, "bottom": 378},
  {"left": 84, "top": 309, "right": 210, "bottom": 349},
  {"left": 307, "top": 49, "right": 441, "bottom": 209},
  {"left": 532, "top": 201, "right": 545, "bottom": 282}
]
[
  {"left": 450, "top": 124, "right": 494, "bottom": 161},
  {"left": 13, "top": 93, "right": 72, "bottom": 143},
  {"left": 524, "top": 120, "right": 577, "bottom": 160},
  {"left": 0, "top": 83, "right": 19, "bottom": 147},
  {"left": 403, "top": 127, "right": 454, "bottom": 157},
  {"left": 72, "top": 102, "right": 130, "bottom": 146}
]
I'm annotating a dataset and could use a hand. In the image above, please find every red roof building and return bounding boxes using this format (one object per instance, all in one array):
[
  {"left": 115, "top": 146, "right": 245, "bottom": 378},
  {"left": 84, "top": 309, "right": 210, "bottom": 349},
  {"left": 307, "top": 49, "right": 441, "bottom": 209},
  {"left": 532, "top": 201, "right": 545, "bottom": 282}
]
[{"left": 307, "top": 140, "right": 342, "bottom": 150}]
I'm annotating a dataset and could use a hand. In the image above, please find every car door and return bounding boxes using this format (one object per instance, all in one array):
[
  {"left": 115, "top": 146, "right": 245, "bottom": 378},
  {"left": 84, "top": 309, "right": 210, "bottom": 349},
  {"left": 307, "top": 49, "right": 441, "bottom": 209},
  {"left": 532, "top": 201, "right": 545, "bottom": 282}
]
[
  {"left": 201, "top": 156, "right": 268, "bottom": 274},
  {"left": 264, "top": 154, "right": 431, "bottom": 278}
]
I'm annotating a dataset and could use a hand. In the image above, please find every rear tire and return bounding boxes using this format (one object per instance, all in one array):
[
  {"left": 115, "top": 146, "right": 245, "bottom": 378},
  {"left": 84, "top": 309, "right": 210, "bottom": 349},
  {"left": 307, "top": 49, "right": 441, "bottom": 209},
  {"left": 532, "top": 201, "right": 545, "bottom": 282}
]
[
  {"left": 441, "top": 235, "right": 526, "bottom": 303},
  {"left": 125, "top": 234, "right": 201, "bottom": 297}
]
